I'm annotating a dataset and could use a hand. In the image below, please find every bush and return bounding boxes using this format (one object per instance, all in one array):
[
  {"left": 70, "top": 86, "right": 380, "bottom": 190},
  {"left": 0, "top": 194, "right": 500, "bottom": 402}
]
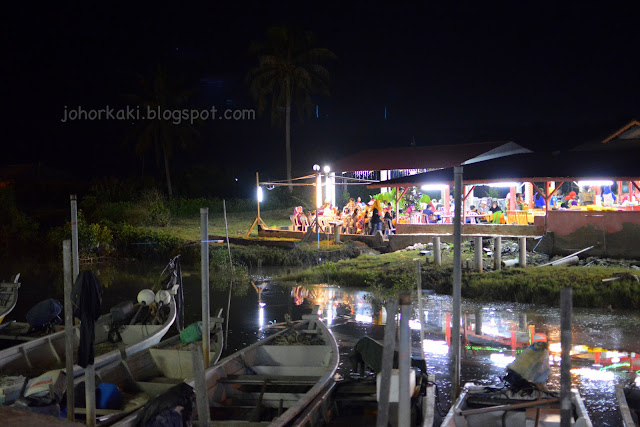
[
  {"left": 111, "top": 223, "right": 181, "bottom": 259},
  {"left": 0, "top": 188, "right": 39, "bottom": 252},
  {"left": 47, "top": 210, "right": 113, "bottom": 257}
]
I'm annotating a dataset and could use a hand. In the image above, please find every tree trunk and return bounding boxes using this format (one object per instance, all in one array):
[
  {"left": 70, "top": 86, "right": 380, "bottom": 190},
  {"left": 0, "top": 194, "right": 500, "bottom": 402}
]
[
  {"left": 163, "top": 146, "right": 173, "bottom": 197},
  {"left": 285, "top": 81, "right": 292, "bottom": 192}
]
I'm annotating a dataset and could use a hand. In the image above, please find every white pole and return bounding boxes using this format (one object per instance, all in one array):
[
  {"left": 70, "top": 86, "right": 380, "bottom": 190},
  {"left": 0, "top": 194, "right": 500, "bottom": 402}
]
[
  {"left": 376, "top": 298, "right": 398, "bottom": 427},
  {"left": 223, "top": 200, "right": 233, "bottom": 351},
  {"left": 433, "top": 236, "right": 442, "bottom": 266},
  {"left": 70, "top": 195, "right": 79, "bottom": 280},
  {"left": 414, "top": 259, "right": 425, "bottom": 360},
  {"left": 451, "top": 166, "right": 463, "bottom": 399},
  {"left": 398, "top": 293, "right": 411, "bottom": 427},
  {"left": 191, "top": 343, "right": 211, "bottom": 424},
  {"left": 200, "top": 208, "right": 210, "bottom": 367},
  {"left": 63, "top": 240, "right": 74, "bottom": 421},
  {"left": 560, "top": 288, "right": 572, "bottom": 427},
  {"left": 85, "top": 363, "right": 96, "bottom": 426}
]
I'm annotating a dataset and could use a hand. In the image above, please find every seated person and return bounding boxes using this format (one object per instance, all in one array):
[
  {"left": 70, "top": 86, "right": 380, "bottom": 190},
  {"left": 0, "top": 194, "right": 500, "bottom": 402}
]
[
  {"left": 515, "top": 193, "right": 525, "bottom": 210},
  {"left": 489, "top": 201, "right": 502, "bottom": 214},
  {"left": 466, "top": 205, "right": 479, "bottom": 223},
  {"left": 534, "top": 193, "right": 546, "bottom": 208},
  {"left": 421, "top": 203, "right": 434, "bottom": 223},
  {"left": 477, "top": 201, "right": 489, "bottom": 223}
]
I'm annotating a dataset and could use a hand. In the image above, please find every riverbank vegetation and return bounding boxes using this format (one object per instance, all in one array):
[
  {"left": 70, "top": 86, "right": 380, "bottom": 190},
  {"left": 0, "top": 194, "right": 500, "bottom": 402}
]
[{"left": 279, "top": 251, "right": 640, "bottom": 309}]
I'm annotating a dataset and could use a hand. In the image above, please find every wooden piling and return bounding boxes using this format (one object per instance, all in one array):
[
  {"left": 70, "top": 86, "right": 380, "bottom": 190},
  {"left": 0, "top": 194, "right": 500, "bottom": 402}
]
[
  {"left": 63, "top": 240, "right": 74, "bottom": 421},
  {"left": 474, "top": 236, "right": 483, "bottom": 272},
  {"left": 70, "top": 195, "right": 79, "bottom": 280},
  {"left": 493, "top": 237, "right": 502, "bottom": 270},
  {"left": 519, "top": 237, "right": 527, "bottom": 268},
  {"left": 560, "top": 287, "right": 572, "bottom": 427},
  {"left": 433, "top": 236, "right": 442, "bottom": 266},
  {"left": 376, "top": 298, "right": 398, "bottom": 427},
  {"left": 200, "top": 208, "right": 210, "bottom": 367}
]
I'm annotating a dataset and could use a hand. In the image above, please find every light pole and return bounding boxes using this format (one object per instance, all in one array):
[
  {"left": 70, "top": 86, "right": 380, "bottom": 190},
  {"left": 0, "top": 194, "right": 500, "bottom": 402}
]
[{"left": 313, "top": 164, "right": 321, "bottom": 249}]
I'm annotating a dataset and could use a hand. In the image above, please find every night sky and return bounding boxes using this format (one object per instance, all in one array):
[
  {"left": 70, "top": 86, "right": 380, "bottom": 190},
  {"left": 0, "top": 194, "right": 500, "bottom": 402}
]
[{"left": 4, "top": 2, "right": 640, "bottom": 194}]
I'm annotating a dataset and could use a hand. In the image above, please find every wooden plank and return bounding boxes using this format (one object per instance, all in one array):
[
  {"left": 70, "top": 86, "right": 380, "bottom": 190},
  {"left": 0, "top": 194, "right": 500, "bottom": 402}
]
[
  {"left": 218, "top": 375, "right": 319, "bottom": 386},
  {"left": 615, "top": 385, "right": 636, "bottom": 427}
]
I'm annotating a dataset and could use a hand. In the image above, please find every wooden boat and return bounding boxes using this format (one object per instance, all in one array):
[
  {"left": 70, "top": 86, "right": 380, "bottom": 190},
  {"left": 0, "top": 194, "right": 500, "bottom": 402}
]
[
  {"left": 0, "top": 257, "right": 183, "bottom": 405},
  {"left": 118, "top": 310, "right": 339, "bottom": 426},
  {"left": 62, "top": 315, "right": 225, "bottom": 424},
  {"left": 616, "top": 382, "right": 640, "bottom": 427},
  {"left": 0, "top": 274, "right": 20, "bottom": 325},
  {"left": 442, "top": 383, "right": 593, "bottom": 426}
]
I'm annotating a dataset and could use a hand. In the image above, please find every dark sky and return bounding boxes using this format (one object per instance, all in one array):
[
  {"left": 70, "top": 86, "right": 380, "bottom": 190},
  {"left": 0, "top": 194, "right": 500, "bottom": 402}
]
[{"left": 3, "top": 2, "right": 640, "bottom": 192}]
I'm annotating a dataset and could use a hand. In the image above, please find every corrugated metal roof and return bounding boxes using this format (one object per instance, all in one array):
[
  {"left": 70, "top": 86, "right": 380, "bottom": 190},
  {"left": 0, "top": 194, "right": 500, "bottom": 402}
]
[
  {"left": 332, "top": 141, "right": 530, "bottom": 172},
  {"left": 368, "top": 148, "right": 640, "bottom": 188}
]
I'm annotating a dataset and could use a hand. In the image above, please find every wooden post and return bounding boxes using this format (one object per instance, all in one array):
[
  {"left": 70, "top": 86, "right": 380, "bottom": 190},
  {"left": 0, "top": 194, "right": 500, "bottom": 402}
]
[
  {"left": 519, "top": 237, "right": 527, "bottom": 268},
  {"left": 63, "top": 240, "right": 75, "bottom": 421},
  {"left": 200, "top": 208, "right": 210, "bottom": 367},
  {"left": 560, "top": 287, "right": 572, "bottom": 427},
  {"left": 376, "top": 298, "right": 398, "bottom": 427},
  {"left": 191, "top": 343, "right": 211, "bottom": 425},
  {"left": 223, "top": 200, "right": 233, "bottom": 351},
  {"left": 398, "top": 293, "right": 411, "bottom": 427},
  {"left": 474, "top": 236, "right": 483, "bottom": 273},
  {"left": 70, "top": 194, "right": 79, "bottom": 280},
  {"left": 451, "top": 166, "right": 463, "bottom": 399},
  {"left": 433, "top": 236, "right": 442, "bottom": 266},
  {"left": 414, "top": 259, "right": 425, "bottom": 360},
  {"left": 494, "top": 237, "right": 502, "bottom": 270},
  {"left": 443, "top": 185, "right": 451, "bottom": 223},
  {"left": 85, "top": 364, "right": 96, "bottom": 426}
]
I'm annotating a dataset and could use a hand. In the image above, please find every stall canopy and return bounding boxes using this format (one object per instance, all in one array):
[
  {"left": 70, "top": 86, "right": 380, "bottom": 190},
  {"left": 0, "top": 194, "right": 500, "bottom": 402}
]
[
  {"left": 332, "top": 141, "right": 531, "bottom": 172},
  {"left": 368, "top": 147, "right": 640, "bottom": 188}
]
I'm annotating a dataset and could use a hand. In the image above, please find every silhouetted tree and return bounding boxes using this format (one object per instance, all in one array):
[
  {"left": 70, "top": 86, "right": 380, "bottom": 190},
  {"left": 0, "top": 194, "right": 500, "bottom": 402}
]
[
  {"left": 247, "top": 26, "right": 336, "bottom": 190},
  {"left": 125, "top": 65, "right": 198, "bottom": 197}
]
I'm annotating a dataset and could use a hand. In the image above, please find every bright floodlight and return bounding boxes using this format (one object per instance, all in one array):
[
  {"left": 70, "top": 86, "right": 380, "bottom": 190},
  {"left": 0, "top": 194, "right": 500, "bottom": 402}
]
[
  {"left": 487, "top": 182, "right": 520, "bottom": 188},
  {"left": 421, "top": 184, "right": 448, "bottom": 191},
  {"left": 323, "top": 165, "right": 331, "bottom": 173},
  {"left": 578, "top": 180, "right": 614, "bottom": 187},
  {"left": 257, "top": 186, "right": 263, "bottom": 203},
  {"left": 313, "top": 164, "right": 320, "bottom": 171}
]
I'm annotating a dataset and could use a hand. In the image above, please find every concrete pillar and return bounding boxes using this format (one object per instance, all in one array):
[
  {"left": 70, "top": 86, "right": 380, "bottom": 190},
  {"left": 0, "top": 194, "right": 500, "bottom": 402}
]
[
  {"left": 475, "top": 309, "right": 482, "bottom": 335},
  {"left": 474, "top": 236, "right": 483, "bottom": 272},
  {"left": 433, "top": 236, "right": 442, "bottom": 266},
  {"left": 519, "top": 237, "right": 527, "bottom": 268},
  {"left": 493, "top": 237, "right": 502, "bottom": 270}
]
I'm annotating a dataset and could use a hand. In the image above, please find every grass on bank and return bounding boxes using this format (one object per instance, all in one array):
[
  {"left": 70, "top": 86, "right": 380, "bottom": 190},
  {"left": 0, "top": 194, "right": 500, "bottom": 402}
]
[
  {"left": 147, "top": 209, "right": 293, "bottom": 241},
  {"left": 279, "top": 251, "right": 640, "bottom": 309}
]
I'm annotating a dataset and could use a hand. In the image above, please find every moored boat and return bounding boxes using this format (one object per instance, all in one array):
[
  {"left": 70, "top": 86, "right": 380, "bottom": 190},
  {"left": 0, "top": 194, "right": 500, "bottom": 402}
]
[
  {"left": 442, "top": 383, "right": 593, "bottom": 426},
  {"left": 616, "top": 381, "right": 640, "bottom": 427},
  {"left": 0, "top": 256, "right": 183, "bottom": 405},
  {"left": 118, "top": 309, "right": 339, "bottom": 426},
  {"left": 0, "top": 274, "right": 20, "bottom": 325}
]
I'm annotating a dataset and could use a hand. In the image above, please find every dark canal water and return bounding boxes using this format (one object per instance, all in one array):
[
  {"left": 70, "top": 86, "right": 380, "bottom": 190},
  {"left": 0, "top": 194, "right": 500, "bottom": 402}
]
[{"left": 2, "top": 258, "right": 639, "bottom": 426}]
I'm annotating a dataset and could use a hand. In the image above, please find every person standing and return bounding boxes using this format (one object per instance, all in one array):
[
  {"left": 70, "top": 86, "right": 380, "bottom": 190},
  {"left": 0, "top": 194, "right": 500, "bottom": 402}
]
[{"left": 369, "top": 207, "right": 382, "bottom": 235}]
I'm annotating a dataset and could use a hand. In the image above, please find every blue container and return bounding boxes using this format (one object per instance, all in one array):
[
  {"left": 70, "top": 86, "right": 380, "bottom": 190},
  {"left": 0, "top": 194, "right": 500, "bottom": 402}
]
[{"left": 96, "top": 382, "right": 122, "bottom": 410}]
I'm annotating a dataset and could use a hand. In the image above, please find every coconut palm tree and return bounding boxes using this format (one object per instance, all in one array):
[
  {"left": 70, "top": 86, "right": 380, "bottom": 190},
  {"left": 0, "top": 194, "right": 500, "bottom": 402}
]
[
  {"left": 247, "top": 26, "right": 336, "bottom": 191},
  {"left": 125, "top": 65, "right": 199, "bottom": 197}
]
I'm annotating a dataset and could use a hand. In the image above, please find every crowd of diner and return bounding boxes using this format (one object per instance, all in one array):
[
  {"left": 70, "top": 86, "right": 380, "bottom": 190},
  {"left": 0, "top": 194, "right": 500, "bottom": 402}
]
[{"left": 289, "top": 182, "right": 640, "bottom": 235}]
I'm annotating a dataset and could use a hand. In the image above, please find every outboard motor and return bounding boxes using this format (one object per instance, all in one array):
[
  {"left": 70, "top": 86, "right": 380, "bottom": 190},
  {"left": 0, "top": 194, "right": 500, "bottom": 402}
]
[{"left": 26, "top": 299, "right": 62, "bottom": 332}]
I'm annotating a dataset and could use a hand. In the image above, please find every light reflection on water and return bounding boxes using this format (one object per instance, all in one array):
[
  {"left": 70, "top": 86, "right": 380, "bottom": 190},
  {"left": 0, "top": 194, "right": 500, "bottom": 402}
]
[{"left": 292, "top": 284, "right": 639, "bottom": 426}]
